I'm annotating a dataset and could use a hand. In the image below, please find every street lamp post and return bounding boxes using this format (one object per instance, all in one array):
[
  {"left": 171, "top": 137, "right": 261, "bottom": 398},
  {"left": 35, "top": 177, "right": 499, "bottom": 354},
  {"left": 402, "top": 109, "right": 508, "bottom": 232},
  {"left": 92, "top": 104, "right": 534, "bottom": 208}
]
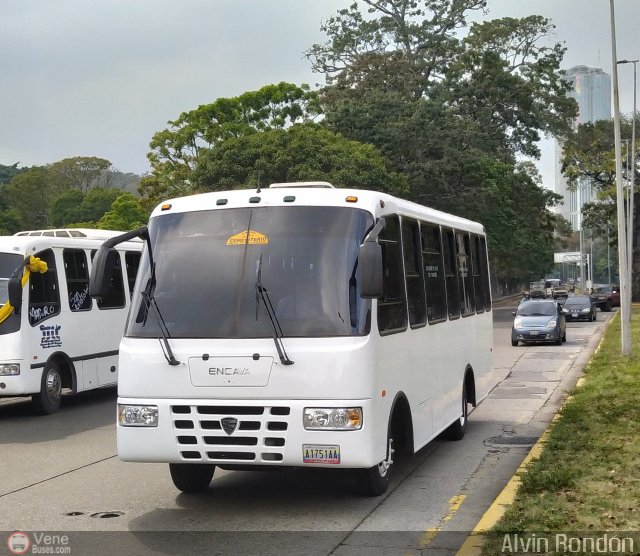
[
  {"left": 610, "top": 0, "right": 631, "bottom": 355},
  {"left": 617, "top": 58, "right": 638, "bottom": 310}
]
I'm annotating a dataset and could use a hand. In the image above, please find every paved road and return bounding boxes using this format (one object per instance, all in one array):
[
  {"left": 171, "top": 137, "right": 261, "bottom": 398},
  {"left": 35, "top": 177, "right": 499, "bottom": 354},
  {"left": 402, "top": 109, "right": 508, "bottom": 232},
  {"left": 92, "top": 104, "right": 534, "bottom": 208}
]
[{"left": 0, "top": 302, "right": 613, "bottom": 555}]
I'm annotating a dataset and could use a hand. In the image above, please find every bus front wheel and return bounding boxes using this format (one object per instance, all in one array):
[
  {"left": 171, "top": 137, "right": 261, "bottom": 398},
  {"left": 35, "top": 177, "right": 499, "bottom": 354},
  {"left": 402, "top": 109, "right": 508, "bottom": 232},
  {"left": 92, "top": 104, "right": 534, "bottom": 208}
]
[
  {"left": 32, "top": 362, "right": 62, "bottom": 415},
  {"left": 169, "top": 463, "right": 215, "bottom": 493},
  {"left": 359, "top": 434, "right": 394, "bottom": 497}
]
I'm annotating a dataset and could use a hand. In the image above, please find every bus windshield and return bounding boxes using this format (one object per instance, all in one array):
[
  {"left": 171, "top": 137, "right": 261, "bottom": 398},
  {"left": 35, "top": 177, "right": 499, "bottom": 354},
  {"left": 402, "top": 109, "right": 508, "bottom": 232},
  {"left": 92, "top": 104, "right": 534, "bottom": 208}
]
[
  {"left": 0, "top": 253, "right": 23, "bottom": 303},
  {"left": 127, "top": 206, "right": 374, "bottom": 339}
]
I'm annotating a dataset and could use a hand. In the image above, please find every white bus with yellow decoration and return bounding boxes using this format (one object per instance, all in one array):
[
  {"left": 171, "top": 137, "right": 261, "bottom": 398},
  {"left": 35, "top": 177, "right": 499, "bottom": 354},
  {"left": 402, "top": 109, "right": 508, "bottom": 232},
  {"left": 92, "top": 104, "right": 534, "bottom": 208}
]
[
  {"left": 0, "top": 230, "right": 142, "bottom": 413},
  {"left": 89, "top": 182, "right": 495, "bottom": 496}
]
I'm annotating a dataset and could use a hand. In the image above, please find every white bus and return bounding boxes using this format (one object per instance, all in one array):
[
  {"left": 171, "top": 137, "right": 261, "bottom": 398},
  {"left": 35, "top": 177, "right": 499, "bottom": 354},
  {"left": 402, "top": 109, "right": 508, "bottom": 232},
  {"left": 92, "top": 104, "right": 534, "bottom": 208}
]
[
  {"left": 90, "top": 183, "right": 495, "bottom": 496},
  {"left": 0, "top": 230, "right": 142, "bottom": 414}
]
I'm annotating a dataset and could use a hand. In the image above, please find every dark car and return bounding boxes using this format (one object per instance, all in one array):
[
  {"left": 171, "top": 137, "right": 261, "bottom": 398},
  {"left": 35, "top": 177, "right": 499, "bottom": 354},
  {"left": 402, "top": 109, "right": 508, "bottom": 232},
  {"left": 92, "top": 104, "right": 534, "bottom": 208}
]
[
  {"left": 511, "top": 299, "right": 567, "bottom": 346},
  {"left": 562, "top": 295, "right": 597, "bottom": 321},
  {"left": 590, "top": 285, "right": 620, "bottom": 312}
]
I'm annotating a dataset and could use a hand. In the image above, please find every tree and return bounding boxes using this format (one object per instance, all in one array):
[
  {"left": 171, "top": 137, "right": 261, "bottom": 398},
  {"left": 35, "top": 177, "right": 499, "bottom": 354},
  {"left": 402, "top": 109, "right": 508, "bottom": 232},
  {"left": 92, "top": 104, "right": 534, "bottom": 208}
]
[
  {"left": 307, "top": 0, "right": 577, "bottom": 285},
  {"left": 97, "top": 193, "right": 149, "bottom": 231},
  {"left": 48, "top": 157, "right": 114, "bottom": 193},
  {"left": 193, "top": 123, "right": 407, "bottom": 195},
  {"left": 142, "top": 82, "right": 322, "bottom": 203},
  {"left": 0, "top": 167, "right": 56, "bottom": 231},
  {"left": 49, "top": 189, "right": 85, "bottom": 227},
  {"left": 562, "top": 116, "right": 639, "bottom": 297},
  {"left": 0, "top": 163, "right": 27, "bottom": 185}
]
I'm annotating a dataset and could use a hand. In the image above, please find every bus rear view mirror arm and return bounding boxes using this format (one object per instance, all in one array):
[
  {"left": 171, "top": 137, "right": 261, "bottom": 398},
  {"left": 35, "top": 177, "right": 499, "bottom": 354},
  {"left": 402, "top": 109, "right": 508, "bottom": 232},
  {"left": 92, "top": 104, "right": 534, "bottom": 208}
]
[{"left": 89, "top": 226, "right": 149, "bottom": 298}]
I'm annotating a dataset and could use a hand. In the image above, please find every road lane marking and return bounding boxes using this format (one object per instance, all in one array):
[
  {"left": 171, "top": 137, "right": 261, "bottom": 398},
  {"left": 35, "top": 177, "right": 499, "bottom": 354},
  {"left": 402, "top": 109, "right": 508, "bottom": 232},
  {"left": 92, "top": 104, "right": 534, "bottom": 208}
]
[{"left": 418, "top": 494, "right": 466, "bottom": 549}]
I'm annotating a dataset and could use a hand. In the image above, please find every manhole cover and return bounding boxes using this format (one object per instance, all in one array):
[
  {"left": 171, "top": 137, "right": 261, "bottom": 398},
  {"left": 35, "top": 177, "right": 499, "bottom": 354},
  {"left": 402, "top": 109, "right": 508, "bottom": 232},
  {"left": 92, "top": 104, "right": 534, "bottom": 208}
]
[
  {"left": 90, "top": 511, "right": 124, "bottom": 519},
  {"left": 64, "top": 511, "right": 84, "bottom": 516},
  {"left": 484, "top": 436, "right": 538, "bottom": 447}
]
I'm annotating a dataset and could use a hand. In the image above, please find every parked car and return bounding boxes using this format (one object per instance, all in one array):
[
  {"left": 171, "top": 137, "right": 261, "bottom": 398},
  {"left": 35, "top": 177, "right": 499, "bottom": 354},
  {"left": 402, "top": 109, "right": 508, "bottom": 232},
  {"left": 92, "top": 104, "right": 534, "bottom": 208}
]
[
  {"left": 562, "top": 295, "right": 597, "bottom": 321},
  {"left": 511, "top": 299, "right": 566, "bottom": 346},
  {"left": 590, "top": 285, "right": 620, "bottom": 312}
]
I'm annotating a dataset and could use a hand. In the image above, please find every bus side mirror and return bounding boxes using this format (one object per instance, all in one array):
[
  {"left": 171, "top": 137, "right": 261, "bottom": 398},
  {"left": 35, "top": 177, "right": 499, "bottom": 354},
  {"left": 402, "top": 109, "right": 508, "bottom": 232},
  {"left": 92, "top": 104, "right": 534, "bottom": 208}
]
[
  {"left": 89, "top": 247, "right": 119, "bottom": 298},
  {"left": 358, "top": 241, "right": 383, "bottom": 298},
  {"left": 8, "top": 275, "right": 23, "bottom": 313}
]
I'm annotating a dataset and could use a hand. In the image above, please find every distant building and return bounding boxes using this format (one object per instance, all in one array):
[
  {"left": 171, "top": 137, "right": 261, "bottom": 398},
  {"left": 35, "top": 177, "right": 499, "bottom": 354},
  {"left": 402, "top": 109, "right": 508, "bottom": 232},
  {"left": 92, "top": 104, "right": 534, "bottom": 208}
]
[{"left": 555, "top": 65, "right": 612, "bottom": 231}]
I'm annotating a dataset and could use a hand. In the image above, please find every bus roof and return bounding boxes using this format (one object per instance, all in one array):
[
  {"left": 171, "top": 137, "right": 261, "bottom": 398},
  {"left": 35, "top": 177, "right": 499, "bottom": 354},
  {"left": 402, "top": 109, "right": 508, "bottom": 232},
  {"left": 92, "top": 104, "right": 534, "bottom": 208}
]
[
  {"left": 0, "top": 233, "right": 142, "bottom": 255},
  {"left": 151, "top": 185, "right": 485, "bottom": 234}
]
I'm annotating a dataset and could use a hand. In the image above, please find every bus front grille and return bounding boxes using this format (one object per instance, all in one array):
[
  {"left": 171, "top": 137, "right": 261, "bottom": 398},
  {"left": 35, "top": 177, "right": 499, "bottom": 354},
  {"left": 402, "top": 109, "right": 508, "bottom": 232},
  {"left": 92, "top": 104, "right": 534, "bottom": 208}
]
[{"left": 171, "top": 404, "right": 290, "bottom": 463}]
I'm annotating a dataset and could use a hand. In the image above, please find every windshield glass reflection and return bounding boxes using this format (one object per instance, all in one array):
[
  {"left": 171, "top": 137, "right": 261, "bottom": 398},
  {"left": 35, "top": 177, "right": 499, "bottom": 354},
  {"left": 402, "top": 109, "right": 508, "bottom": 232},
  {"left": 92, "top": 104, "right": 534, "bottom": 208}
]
[{"left": 127, "top": 206, "right": 373, "bottom": 339}]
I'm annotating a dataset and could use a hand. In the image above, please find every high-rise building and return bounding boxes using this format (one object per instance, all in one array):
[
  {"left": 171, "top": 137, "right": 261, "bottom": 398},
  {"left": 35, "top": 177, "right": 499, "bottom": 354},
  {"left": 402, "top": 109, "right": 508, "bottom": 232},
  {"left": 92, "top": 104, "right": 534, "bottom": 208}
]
[{"left": 555, "top": 66, "right": 612, "bottom": 230}]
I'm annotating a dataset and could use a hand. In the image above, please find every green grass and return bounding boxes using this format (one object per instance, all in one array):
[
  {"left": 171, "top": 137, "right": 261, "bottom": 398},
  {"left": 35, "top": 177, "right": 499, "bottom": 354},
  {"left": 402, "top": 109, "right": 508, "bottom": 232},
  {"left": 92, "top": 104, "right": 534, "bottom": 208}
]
[{"left": 482, "top": 309, "right": 640, "bottom": 553}]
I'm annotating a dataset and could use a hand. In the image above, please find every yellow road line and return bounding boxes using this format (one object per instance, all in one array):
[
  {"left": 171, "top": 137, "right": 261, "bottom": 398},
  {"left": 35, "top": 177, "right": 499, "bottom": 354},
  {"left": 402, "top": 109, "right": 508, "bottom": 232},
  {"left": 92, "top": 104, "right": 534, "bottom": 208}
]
[{"left": 419, "top": 494, "right": 466, "bottom": 549}]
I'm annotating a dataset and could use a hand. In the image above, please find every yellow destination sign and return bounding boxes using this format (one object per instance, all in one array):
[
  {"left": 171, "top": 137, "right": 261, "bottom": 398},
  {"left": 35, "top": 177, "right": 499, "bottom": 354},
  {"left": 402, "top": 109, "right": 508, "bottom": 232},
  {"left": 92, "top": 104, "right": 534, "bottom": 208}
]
[{"left": 226, "top": 230, "right": 269, "bottom": 246}]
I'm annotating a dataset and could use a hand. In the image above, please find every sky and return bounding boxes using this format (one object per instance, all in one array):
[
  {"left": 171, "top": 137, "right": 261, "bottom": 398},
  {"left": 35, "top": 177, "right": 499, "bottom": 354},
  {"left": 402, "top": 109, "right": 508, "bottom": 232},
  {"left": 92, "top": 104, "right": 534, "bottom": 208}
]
[{"left": 1, "top": 0, "right": 639, "bottom": 190}]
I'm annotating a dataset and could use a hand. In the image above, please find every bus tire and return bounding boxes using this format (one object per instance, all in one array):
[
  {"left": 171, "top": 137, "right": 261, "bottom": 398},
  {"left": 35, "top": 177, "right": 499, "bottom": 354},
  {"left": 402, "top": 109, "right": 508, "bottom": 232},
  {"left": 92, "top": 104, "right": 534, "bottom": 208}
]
[
  {"left": 169, "top": 463, "right": 215, "bottom": 493},
  {"left": 359, "top": 431, "right": 394, "bottom": 497},
  {"left": 32, "top": 362, "right": 63, "bottom": 415},
  {"left": 443, "top": 382, "right": 468, "bottom": 441}
]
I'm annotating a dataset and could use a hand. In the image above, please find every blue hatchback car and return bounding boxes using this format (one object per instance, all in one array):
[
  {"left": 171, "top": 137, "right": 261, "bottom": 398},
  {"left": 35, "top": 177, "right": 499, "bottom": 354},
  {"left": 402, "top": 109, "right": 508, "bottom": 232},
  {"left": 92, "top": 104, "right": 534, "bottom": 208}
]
[{"left": 511, "top": 299, "right": 567, "bottom": 346}]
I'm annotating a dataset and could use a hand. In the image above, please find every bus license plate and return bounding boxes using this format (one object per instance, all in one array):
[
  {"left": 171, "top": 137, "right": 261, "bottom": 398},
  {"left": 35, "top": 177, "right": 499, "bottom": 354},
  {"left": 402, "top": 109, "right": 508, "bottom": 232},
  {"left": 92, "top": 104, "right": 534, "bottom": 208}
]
[{"left": 303, "top": 444, "right": 340, "bottom": 464}]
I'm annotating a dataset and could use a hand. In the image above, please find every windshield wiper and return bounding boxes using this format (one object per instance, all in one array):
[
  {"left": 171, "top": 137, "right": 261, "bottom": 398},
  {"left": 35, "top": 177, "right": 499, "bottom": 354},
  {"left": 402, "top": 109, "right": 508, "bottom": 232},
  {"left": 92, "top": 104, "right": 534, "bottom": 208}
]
[
  {"left": 255, "top": 254, "right": 294, "bottom": 366},
  {"left": 141, "top": 282, "right": 180, "bottom": 367}
]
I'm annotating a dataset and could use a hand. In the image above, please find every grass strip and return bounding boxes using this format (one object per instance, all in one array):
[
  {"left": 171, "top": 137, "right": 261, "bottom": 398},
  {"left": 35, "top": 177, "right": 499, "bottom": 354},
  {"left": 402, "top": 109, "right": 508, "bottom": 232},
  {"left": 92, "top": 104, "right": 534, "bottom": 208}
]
[{"left": 482, "top": 308, "right": 640, "bottom": 553}]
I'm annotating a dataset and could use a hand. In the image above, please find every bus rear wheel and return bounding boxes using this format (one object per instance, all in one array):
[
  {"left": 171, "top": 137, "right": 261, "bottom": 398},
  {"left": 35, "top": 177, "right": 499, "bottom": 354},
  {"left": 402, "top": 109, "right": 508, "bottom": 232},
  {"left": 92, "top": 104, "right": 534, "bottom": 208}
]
[
  {"left": 443, "top": 383, "right": 468, "bottom": 441},
  {"left": 32, "top": 362, "right": 62, "bottom": 415},
  {"left": 169, "top": 463, "right": 215, "bottom": 493}
]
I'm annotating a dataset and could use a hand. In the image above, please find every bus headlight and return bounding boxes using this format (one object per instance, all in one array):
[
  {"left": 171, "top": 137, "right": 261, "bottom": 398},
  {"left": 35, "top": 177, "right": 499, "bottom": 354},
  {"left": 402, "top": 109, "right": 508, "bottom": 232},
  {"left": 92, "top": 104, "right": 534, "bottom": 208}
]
[
  {"left": 303, "top": 407, "right": 362, "bottom": 430},
  {"left": 0, "top": 364, "right": 20, "bottom": 376},
  {"left": 118, "top": 404, "right": 158, "bottom": 427}
]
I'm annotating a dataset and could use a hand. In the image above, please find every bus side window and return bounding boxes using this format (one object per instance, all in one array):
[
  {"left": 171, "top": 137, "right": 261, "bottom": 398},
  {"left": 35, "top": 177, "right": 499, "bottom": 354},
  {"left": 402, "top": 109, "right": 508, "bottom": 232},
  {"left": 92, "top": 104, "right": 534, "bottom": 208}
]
[
  {"left": 63, "top": 249, "right": 91, "bottom": 312},
  {"left": 421, "top": 223, "right": 447, "bottom": 324},
  {"left": 442, "top": 228, "right": 460, "bottom": 319},
  {"left": 456, "top": 231, "right": 476, "bottom": 316},
  {"left": 125, "top": 251, "right": 141, "bottom": 298},
  {"left": 471, "top": 235, "right": 485, "bottom": 313},
  {"left": 479, "top": 236, "right": 492, "bottom": 310},
  {"left": 401, "top": 217, "right": 426, "bottom": 328},
  {"left": 28, "top": 249, "right": 60, "bottom": 326},
  {"left": 378, "top": 215, "right": 407, "bottom": 335}
]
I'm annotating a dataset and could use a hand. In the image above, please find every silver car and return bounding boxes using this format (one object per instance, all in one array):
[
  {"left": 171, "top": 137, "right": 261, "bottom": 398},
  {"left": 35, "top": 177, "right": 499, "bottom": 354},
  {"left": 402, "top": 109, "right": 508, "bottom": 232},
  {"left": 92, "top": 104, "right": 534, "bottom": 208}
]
[{"left": 511, "top": 299, "right": 567, "bottom": 346}]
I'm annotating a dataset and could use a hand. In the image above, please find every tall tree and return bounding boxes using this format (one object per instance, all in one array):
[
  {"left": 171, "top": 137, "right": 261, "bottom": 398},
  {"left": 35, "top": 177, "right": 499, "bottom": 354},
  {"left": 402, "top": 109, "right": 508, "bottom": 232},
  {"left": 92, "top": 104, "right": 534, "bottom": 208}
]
[
  {"left": 193, "top": 123, "right": 407, "bottom": 195},
  {"left": 48, "top": 157, "right": 114, "bottom": 193},
  {"left": 142, "top": 82, "right": 322, "bottom": 204}
]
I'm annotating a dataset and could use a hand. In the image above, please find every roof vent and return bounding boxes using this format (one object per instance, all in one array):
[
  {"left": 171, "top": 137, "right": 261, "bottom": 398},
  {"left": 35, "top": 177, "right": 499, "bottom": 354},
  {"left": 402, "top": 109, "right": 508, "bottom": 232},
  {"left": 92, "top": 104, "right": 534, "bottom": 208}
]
[{"left": 269, "top": 181, "right": 334, "bottom": 189}]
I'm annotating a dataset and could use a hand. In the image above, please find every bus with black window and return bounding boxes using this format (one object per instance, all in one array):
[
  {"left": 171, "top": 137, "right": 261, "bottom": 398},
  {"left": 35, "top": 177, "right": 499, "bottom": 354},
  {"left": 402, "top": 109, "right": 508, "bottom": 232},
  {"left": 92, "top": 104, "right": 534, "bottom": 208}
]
[
  {"left": 0, "top": 229, "right": 142, "bottom": 414},
  {"left": 90, "top": 182, "right": 495, "bottom": 496}
]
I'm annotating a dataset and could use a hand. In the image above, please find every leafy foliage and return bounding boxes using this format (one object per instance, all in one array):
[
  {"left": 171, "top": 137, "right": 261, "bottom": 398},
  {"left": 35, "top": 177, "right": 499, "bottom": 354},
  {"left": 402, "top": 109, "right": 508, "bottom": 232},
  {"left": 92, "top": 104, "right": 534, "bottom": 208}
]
[
  {"left": 193, "top": 124, "right": 407, "bottom": 195},
  {"left": 307, "top": 0, "right": 576, "bottom": 284}
]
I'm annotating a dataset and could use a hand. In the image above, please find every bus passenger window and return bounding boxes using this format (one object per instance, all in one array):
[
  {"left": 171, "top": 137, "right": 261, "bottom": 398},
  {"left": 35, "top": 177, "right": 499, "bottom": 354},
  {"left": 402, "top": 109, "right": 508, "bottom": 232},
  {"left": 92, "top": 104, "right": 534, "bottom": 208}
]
[
  {"left": 401, "top": 218, "right": 426, "bottom": 327},
  {"left": 378, "top": 215, "right": 407, "bottom": 334},
  {"left": 28, "top": 249, "right": 60, "bottom": 326},
  {"left": 442, "top": 229, "right": 460, "bottom": 319},
  {"left": 421, "top": 224, "right": 447, "bottom": 323},
  {"left": 63, "top": 249, "right": 91, "bottom": 312},
  {"left": 456, "top": 232, "right": 475, "bottom": 316}
]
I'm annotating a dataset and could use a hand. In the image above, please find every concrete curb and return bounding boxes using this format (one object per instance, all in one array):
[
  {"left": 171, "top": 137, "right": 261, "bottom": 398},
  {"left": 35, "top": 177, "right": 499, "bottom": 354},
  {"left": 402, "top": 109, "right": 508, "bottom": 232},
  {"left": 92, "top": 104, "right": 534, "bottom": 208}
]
[{"left": 454, "top": 311, "right": 615, "bottom": 556}]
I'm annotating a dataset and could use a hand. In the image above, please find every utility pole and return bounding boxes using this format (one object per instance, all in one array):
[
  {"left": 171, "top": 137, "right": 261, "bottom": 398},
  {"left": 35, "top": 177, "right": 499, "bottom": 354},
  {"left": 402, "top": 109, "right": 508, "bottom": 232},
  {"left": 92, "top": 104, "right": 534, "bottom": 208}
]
[{"left": 610, "top": 0, "right": 632, "bottom": 355}]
